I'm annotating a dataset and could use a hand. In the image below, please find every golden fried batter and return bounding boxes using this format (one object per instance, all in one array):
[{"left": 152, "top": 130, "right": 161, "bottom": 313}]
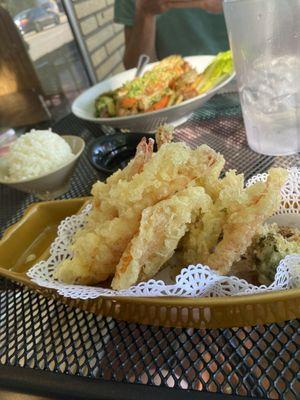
[
  {"left": 181, "top": 168, "right": 287, "bottom": 275},
  {"left": 55, "top": 137, "right": 155, "bottom": 284},
  {"left": 56, "top": 141, "right": 223, "bottom": 285},
  {"left": 112, "top": 186, "right": 212, "bottom": 290},
  {"left": 155, "top": 124, "right": 174, "bottom": 149},
  {"left": 205, "top": 168, "right": 287, "bottom": 274},
  {"left": 181, "top": 170, "right": 244, "bottom": 264},
  {"left": 55, "top": 130, "right": 287, "bottom": 290},
  {"left": 105, "top": 142, "right": 223, "bottom": 218},
  {"left": 89, "top": 136, "right": 155, "bottom": 224}
]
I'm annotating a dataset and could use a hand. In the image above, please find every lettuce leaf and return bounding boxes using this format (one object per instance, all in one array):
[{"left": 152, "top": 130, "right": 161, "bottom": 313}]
[{"left": 197, "top": 50, "right": 234, "bottom": 94}]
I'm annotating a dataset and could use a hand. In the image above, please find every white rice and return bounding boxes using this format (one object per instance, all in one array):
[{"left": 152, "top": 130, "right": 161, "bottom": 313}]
[{"left": 6, "top": 129, "right": 74, "bottom": 181}]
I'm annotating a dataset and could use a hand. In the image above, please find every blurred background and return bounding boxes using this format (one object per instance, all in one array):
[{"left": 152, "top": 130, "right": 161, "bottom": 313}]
[{"left": 0, "top": 0, "right": 124, "bottom": 127}]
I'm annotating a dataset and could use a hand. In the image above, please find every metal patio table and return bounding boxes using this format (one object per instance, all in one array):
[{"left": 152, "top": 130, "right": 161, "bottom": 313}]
[{"left": 0, "top": 93, "right": 299, "bottom": 400}]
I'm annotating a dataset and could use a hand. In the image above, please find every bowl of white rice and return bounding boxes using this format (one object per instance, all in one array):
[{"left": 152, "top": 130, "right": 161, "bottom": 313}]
[{"left": 0, "top": 129, "right": 85, "bottom": 200}]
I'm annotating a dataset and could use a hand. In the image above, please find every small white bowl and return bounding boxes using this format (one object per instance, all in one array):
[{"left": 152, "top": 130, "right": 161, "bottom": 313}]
[{"left": 0, "top": 135, "right": 85, "bottom": 200}]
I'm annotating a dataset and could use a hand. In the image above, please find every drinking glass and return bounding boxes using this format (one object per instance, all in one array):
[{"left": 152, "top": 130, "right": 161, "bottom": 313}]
[{"left": 224, "top": 0, "right": 300, "bottom": 155}]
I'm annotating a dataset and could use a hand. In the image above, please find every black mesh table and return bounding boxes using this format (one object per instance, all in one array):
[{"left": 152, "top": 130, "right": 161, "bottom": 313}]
[{"left": 0, "top": 93, "right": 299, "bottom": 400}]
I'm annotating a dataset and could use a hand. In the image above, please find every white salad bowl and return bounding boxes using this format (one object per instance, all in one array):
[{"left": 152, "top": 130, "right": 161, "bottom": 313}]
[{"left": 72, "top": 55, "right": 236, "bottom": 133}]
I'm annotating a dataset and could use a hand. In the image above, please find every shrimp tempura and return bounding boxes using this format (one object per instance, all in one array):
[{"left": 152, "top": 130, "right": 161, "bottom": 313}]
[
  {"left": 206, "top": 168, "right": 287, "bottom": 274},
  {"left": 55, "top": 142, "right": 224, "bottom": 285},
  {"left": 112, "top": 186, "right": 212, "bottom": 290},
  {"left": 181, "top": 168, "right": 287, "bottom": 275}
]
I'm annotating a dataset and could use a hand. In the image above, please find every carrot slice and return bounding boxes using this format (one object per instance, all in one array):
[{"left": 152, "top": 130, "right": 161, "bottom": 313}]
[
  {"left": 150, "top": 95, "right": 170, "bottom": 111},
  {"left": 119, "top": 97, "right": 137, "bottom": 109}
]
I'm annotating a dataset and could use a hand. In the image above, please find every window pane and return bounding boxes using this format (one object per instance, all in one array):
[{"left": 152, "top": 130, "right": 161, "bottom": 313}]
[{"left": 1, "top": 0, "right": 90, "bottom": 125}]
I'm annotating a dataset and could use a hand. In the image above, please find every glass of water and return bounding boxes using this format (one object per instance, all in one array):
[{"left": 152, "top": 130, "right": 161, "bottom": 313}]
[{"left": 224, "top": 0, "right": 300, "bottom": 156}]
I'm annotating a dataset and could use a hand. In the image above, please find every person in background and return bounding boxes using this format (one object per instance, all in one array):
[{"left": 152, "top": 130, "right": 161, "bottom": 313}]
[{"left": 114, "top": 0, "right": 229, "bottom": 69}]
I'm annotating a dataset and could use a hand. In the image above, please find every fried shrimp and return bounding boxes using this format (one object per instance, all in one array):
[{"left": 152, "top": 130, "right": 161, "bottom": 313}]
[
  {"left": 55, "top": 215, "right": 139, "bottom": 284},
  {"left": 181, "top": 170, "right": 244, "bottom": 264},
  {"left": 55, "top": 133, "right": 287, "bottom": 290},
  {"left": 55, "top": 137, "right": 155, "bottom": 284},
  {"left": 92, "top": 137, "right": 154, "bottom": 209},
  {"left": 112, "top": 186, "right": 212, "bottom": 290},
  {"left": 82, "top": 137, "right": 155, "bottom": 228},
  {"left": 113, "top": 136, "right": 155, "bottom": 181},
  {"left": 107, "top": 143, "right": 224, "bottom": 218},
  {"left": 205, "top": 168, "right": 288, "bottom": 274},
  {"left": 55, "top": 141, "right": 223, "bottom": 285},
  {"left": 181, "top": 168, "right": 287, "bottom": 274}
]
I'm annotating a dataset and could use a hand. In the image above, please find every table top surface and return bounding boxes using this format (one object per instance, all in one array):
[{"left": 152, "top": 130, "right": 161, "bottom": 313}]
[{"left": 0, "top": 93, "right": 299, "bottom": 400}]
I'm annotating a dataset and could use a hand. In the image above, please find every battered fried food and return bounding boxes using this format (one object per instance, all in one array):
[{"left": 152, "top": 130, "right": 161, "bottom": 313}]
[
  {"left": 55, "top": 137, "right": 155, "bottom": 284},
  {"left": 181, "top": 168, "right": 287, "bottom": 275},
  {"left": 55, "top": 129, "right": 287, "bottom": 290},
  {"left": 55, "top": 139, "right": 224, "bottom": 285},
  {"left": 248, "top": 223, "right": 300, "bottom": 284},
  {"left": 55, "top": 215, "right": 140, "bottom": 284},
  {"left": 181, "top": 170, "right": 245, "bottom": 264},
  {"left": 106, "top": 142, "right": 224, "bottom": 218},
  {"left": 206, "top": 168, "right": 287, "bottom": 274},
  {"left": 87, "top": 137, "right": 155, "bottom": 225},
  {"left": 155, "top": 124, "right": 174, "bottom": 149},
  {"left": 112, "top": 186, "right": 212, "bottom": 290}
]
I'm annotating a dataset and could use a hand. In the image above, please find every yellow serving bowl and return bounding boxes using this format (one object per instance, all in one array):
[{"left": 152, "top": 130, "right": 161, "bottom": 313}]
[{"left": 0, "top": 198, "right": 299, "bottom": 328}]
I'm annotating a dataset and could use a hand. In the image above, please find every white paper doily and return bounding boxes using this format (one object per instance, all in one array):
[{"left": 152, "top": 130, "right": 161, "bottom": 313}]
[{"left": 27, "top": 168, "right": 300, "bottom": 300}]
